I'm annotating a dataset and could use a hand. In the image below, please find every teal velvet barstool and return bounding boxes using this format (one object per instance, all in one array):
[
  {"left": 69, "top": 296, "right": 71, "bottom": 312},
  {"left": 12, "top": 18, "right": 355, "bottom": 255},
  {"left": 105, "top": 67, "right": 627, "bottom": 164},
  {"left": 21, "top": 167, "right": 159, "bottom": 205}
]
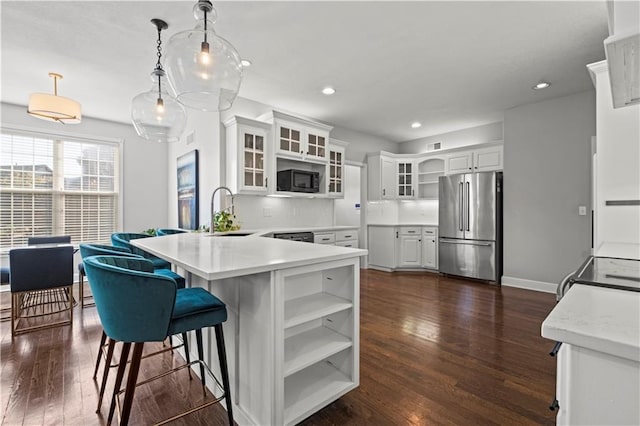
[
  {"left": 110, "top": 232, "right": 171, "bottom": 270},
  {"left": 79, "top": 243, "right": 189, "bottom": 413},
  {"left": 83, "top": 255, "right": 233, "bottom": 426}
]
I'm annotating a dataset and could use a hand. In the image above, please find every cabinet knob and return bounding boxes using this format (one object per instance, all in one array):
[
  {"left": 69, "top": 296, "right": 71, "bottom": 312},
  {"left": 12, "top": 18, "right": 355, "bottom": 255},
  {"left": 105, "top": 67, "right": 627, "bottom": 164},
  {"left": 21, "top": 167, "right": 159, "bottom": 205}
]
[{"left": 475, "top": 166, "right": 478, "bottom": 169}]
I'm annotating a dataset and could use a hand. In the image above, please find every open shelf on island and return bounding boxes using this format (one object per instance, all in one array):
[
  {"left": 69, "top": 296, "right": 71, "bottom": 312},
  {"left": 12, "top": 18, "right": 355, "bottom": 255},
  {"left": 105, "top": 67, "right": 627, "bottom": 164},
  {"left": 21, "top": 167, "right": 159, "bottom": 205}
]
[
  {"left": 284, "top": 326, "right": 352, "bottom": 377},
  {"left": 284, "top": 293, "right": 352, "bottom": 329},
  {"left": 284, "top": 359, "right": 355, "bottom": 426}
]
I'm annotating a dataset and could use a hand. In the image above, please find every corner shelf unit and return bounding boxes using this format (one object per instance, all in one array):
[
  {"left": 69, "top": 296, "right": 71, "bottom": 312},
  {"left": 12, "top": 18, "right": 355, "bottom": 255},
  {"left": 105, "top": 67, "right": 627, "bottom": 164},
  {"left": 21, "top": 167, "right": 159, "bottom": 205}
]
[
  {"left": 417, "top": 157, "right": 445, "bottom": 199},
  {"left": 276, "top": 258, "right": 360, "bottom": 426}
]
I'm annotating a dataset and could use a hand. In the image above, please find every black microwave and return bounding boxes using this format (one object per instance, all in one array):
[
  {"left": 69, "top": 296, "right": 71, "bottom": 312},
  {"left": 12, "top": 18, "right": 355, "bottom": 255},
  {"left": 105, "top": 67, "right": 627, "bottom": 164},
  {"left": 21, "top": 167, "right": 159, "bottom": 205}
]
[{"left": 277, "top": 169, "right": 320, "bottom": 193}]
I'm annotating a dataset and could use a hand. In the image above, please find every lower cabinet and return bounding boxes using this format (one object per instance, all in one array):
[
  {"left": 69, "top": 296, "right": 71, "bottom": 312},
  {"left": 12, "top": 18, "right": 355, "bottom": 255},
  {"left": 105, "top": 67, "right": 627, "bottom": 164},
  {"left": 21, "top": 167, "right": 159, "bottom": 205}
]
[
  {"left": 368, "top": 225, "right": 438, "bottom": 271},
  {"left": 314, "top": 229, "right": 359, "bottom": 248},
  {"left": 367, "top": 226, "right": 396, "bottom": 269},
  {"left": 421, "top": 227, "right": 438, "bottom": 269},
  {"left": 397, "top": 227, "right": 421, "bottom": 267},
  {"left": 554, "top": 343, "right": 639, "bottom": 425}
]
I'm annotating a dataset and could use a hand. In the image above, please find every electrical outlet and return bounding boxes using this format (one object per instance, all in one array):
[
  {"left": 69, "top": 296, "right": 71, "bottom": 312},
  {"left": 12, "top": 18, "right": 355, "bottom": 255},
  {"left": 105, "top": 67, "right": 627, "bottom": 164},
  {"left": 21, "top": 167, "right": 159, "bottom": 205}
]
[{"left": 578, "top": 206, "right": 587, "bottom": 216}]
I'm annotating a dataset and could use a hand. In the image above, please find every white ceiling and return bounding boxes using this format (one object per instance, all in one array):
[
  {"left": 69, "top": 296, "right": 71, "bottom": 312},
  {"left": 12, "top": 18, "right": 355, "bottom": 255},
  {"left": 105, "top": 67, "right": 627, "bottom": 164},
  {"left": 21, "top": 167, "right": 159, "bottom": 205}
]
[{"left": 1, "top": 1, "right": 609, "bottom": 143}]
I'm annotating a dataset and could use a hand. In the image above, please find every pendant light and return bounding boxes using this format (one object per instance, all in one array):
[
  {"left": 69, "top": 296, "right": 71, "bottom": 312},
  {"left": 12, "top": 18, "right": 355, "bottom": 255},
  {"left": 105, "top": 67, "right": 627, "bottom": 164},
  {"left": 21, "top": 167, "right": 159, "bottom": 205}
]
[
  {"left": 163, "top": 0, "right": 243, "bottom": 111},
  {"left": 131, "top": 19, "right": 187, "bottom": 143},
  {"left": 27, "top": 73, "right": 81, "bottom": 124}
]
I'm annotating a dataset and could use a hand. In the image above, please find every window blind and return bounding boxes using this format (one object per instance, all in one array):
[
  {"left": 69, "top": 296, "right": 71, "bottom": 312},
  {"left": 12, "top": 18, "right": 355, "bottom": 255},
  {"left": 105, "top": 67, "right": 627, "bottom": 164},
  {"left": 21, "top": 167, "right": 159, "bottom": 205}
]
[{"left": 0, "top": 130, "right": 120, "bottom": 247}]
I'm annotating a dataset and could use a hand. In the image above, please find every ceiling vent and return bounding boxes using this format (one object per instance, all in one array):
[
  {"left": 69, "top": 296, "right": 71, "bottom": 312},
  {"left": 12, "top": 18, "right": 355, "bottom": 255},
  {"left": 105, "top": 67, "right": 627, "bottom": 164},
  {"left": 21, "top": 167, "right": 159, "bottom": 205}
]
[
  {"left": 604, "top": 31, "right": 640, "bottom": 108},
  {"left": 427, "top": 142, "right": 442, "bottom": 151}
]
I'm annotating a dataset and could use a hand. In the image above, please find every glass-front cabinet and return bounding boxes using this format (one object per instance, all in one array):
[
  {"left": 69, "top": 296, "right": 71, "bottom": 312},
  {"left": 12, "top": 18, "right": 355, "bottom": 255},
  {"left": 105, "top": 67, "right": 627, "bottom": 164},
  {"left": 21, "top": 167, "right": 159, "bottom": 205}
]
[
  {"left": 328, "top": 143, "right": 346, "bottom": 197},
  {"left": 278, "top": 124, "right": 303, "bottom": 156},
  {"left": 396, "top": 160, "right": 415, "bottom": 199},
  {"left": 269, "top": 110, "right": 332, "bottom": 162},
  {"left": 224, "top": 116, "right": 272, "bottom": 195}
]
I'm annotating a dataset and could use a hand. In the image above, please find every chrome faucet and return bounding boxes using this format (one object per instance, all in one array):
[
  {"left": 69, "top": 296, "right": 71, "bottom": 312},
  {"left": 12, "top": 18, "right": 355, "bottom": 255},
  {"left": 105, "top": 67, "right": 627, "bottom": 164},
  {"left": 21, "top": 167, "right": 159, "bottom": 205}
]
[{"left": 210, "top": 186, "right": 234, "bottom": 235}]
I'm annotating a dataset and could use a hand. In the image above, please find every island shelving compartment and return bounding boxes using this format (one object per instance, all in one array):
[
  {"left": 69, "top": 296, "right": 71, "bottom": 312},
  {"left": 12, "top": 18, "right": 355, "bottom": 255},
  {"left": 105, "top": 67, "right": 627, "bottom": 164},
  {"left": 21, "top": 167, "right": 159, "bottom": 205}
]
[{"left": 275, "top": 258, "right": 360, "bottom": 426}]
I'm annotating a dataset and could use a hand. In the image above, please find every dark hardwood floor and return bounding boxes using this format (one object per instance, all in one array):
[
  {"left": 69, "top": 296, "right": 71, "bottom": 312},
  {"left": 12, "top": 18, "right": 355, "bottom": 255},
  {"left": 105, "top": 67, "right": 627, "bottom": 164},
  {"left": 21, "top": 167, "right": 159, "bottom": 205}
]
[{"left": 1, "top": 270, "right": 557, "bottom": 425}]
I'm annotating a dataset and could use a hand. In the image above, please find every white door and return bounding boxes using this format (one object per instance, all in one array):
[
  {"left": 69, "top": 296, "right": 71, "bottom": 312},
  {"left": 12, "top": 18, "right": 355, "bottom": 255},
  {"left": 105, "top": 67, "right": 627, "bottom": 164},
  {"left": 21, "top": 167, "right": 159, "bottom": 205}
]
[
  {"left": 381, "top": 157, "right": 396, "bottom": 199},
  {"left": 421, "top": 228, "right": 438, "bottom": 269}
]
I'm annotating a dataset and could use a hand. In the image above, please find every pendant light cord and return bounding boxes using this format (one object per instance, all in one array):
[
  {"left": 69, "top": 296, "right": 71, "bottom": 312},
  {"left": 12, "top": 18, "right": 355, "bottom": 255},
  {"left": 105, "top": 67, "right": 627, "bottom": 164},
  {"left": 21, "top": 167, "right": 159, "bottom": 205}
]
[{"left": 155, "top": 24, "right": 163, "bottom": 102}]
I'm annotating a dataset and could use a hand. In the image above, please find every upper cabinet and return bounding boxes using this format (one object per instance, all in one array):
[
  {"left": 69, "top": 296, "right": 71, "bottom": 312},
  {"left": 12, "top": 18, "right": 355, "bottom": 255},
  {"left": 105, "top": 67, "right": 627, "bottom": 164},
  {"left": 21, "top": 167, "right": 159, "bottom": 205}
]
[
  {"left": 368, "top": 153, "right": 396, "bottom": 200},
  {"left": 396, "top": 160, "right": 415, "bottom": 199},
  {"left": 445, "top": 145, "right": 503, "bottom": 175},
  {"left": 328, "top": 140, "right": 348, "bottom": 197},
  {"left": 224, "top": 116, "right": 272, "bottom": 195},
  {"left": 270, "top": 111, "right": 332, "bottom": 163},
  {"left": 367, "top": 143, "right": 502, "bottom": 200}
]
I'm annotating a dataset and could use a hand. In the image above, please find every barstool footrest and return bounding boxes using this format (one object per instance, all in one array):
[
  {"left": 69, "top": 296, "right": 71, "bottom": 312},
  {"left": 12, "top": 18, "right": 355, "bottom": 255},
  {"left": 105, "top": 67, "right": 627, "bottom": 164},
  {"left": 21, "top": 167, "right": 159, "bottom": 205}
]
[{"left": 114, "top": 358, "right": 227, "bottom": 425}]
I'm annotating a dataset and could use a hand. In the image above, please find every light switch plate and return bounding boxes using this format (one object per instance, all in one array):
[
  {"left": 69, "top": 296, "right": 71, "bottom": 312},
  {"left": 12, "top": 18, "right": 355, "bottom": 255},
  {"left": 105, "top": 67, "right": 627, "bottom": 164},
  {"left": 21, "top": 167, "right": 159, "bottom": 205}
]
[{"left": 578, "top": 206, "right": 587, "bottom": 216}]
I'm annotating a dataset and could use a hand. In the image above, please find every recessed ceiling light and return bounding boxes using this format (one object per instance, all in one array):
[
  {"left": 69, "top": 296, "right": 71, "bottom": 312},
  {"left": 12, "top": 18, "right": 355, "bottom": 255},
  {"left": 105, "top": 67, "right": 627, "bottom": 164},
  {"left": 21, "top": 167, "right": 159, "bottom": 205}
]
[
  {"left": 322, "top": 87, "right": 336, "bottom": 95},
  {"left": 241, "top": 59, "right": 252, "bottom": 67},
  {"left": 533, "top": 82, "right": 550, "bottom": 90},
  {"left": 411, "top": 122, "right": 422, "bottom": 129}
]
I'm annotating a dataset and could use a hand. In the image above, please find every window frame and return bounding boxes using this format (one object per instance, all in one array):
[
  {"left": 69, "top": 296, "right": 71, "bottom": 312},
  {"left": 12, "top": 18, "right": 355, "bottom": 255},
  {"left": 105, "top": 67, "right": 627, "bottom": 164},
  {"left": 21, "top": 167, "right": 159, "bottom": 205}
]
[{"left": 1, "top": 124, "right": 124, "bottom": 247}]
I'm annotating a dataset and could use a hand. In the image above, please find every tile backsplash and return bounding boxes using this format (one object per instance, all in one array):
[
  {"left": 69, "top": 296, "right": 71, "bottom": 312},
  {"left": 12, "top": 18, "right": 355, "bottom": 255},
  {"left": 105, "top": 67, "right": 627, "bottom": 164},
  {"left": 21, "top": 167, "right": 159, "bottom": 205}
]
[{"left": 232, "top": 195, "right": 334, "bottom": 229}]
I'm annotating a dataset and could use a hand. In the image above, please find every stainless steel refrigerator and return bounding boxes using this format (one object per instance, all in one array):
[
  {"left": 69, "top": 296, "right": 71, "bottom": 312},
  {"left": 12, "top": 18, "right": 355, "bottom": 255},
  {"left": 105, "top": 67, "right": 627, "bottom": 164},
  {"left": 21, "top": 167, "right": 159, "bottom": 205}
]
[{"left": 438, "top": 171, "right": 502, "bottom": 283}]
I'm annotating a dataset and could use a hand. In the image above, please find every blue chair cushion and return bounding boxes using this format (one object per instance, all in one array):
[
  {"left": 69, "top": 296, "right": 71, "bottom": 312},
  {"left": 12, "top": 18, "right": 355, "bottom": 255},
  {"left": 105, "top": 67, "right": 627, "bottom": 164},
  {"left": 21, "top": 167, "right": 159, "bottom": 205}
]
[
  {"left": 155, "top": 269, "right": 186, "bottom": 289},
  {"left": 168, "top": 288, "right": 227, "bottom": 335},
  {"left": 150, "top": 257, "right": 171, "bottom": 270}
]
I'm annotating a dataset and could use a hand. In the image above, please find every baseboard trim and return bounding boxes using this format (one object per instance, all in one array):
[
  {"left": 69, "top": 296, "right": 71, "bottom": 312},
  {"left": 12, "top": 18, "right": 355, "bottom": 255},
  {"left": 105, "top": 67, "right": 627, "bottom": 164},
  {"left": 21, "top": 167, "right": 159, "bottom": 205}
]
[{"left": 501, "top": 276, "right": 557, "bottom": 294}]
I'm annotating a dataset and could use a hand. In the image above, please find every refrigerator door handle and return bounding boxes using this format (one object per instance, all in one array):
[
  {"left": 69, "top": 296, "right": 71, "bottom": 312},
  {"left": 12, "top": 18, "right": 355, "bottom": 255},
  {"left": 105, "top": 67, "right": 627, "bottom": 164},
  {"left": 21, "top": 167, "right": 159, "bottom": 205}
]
[
  {"left": 439, "top": 238, "right": 493, "bottom": 246},
  {"left": 459, "top": 182, "right": 464, "bottom": 231},
  {"left": 466, "top": 181, "right": 470, "bottom": 232}
]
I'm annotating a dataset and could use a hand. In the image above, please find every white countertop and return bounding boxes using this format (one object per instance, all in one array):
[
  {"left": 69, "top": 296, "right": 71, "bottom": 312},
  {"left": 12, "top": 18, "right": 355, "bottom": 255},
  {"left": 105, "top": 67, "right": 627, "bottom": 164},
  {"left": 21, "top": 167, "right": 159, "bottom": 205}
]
[
  {"left": 596, "top": 242, "right": 640, "bottom": 260},
  {"left": 133, "top": 232, "right": 367, "bottom": 281},
  {"left": 230, "top": 225, "right": 359, "bottom": 237},
  {"left": 367, "top": 223, "right": 438, "bottom": 227},
  {"left": 542, "top": 284, "right": 640, "bottom": 362}
]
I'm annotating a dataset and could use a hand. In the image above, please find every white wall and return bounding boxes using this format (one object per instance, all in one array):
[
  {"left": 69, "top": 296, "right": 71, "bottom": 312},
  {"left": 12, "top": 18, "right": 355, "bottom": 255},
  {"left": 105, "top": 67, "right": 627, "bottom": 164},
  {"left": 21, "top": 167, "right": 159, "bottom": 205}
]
[
  {"left": 503, "top": 90, "right": 595, "bottom": 290},
  {"left": 1, "top": 102, "right": 168, "bottom": 232},
  {"left": 398, "top": 122, "right": 503, "bottom": 154},
  {"left": 167, "top": 110, "right": 222, "bottom": 230}
]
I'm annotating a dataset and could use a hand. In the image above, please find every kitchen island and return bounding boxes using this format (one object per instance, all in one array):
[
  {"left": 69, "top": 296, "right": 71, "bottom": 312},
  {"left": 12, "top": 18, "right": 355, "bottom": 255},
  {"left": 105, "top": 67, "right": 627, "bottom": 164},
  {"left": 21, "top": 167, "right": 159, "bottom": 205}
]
[{"left": 133, "top": 233, "right": 367, "bottom": 426}]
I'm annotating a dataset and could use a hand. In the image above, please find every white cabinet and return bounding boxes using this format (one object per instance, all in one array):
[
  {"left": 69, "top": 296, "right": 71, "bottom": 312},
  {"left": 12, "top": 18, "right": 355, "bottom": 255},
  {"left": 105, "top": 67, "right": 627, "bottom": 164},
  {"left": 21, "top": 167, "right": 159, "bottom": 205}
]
[
  {"left": 328, "top": 145, "right": 345, "bottom": 197},
  {"left": 314, "top": 229, "right": 359, "bottom": 248},
  {"left": 314, "top": 232, "right": 336, "bottom": 245},
  {"left": 277, "top": 259, "right": 359, "bottom": 425},
  {"left": 397, "top": 226, "right": 421, "bottom": 267},
  {"left": 367, "top": 226, "right": 396, "bottom": 269},
  {"left": 421, "top": 227, "right": 438, "bottom": 269},
  {"left": 367, "top": 153, "right": 396, "bottom": 200},
  {"left": 271, "top": 111, "right": 332, "bottom": 163},
  {"left": 335, "top": 229, "right": 358, "bottom": 248},
  {"left": 446, "top": 145, "right": 503, "bottom": 174},
  {"left": 224, "top": 116, "right": 272, "bottom": 194},
  {"left": 554, "top": 343, "right": 640, "bottom": 426},
  {"left": 417, "top": 156, "right": 445, "bottom": 199},
  {"left": 396, "top": 161, "right": 415, "bottom": 199}
]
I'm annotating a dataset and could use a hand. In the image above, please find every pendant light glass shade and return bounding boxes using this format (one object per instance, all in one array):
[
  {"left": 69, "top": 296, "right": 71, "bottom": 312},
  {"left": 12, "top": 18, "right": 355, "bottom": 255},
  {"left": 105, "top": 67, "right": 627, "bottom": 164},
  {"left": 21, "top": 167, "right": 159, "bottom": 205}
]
[
  {"left": 131, "top": 70, "right": 187, "bottom": 143},
  {"left": 131, "top": 19, "right": 187, "bottom": 143},
  {"left": 164, "top": 0, "right": 243, "bottom": 111},
  {"left": 28, "top": 73, "right": 81, "bottom": 124}
]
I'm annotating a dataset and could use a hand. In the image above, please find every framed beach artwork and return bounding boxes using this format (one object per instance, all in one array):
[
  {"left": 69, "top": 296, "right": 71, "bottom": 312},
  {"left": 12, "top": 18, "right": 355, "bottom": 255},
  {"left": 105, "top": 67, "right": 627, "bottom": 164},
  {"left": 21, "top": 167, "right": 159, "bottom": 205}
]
[{"left": 177, "top": 150, "right": 199, "bottom": 230}]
